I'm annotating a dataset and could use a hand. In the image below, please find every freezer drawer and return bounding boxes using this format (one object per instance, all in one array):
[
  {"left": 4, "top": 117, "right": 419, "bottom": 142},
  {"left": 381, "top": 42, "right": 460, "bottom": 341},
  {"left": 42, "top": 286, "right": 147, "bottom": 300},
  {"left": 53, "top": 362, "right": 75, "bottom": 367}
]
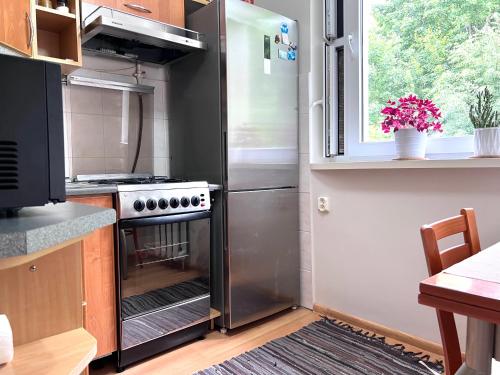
[{"left": 226, "top": 189, "right": 299, "bottom": 328}]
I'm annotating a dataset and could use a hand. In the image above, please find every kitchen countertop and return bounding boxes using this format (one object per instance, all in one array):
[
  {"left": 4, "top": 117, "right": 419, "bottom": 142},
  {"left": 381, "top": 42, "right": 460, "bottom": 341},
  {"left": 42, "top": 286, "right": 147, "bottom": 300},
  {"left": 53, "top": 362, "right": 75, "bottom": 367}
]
[{"left": 0, "top": 202, "right": 116, "bottom": 259}]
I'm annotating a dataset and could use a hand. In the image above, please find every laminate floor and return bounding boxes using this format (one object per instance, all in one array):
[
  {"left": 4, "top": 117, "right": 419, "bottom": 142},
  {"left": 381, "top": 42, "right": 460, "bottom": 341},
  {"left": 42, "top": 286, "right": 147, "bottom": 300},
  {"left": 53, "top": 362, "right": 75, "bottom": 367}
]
[{"left": 91, "top": 307, "right": 443, "bottom": 375}]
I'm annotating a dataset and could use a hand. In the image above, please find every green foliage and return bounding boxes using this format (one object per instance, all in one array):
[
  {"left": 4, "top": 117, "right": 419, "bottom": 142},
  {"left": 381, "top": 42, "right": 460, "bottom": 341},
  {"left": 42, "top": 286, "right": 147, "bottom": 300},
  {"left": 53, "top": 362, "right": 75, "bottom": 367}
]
[
  {"left": 469, "top": 87, "right": 499, "bottom": 128},
  {"left": 367, "top": 0, "right": 500, "bottom": 141}
]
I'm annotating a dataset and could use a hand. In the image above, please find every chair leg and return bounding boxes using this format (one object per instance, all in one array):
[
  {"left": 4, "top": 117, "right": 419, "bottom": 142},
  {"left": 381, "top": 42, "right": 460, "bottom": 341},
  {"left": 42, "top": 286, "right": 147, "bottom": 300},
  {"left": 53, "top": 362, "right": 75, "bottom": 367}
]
[{"left": 436, "top": 310, "right": 463, "bottom": 375}]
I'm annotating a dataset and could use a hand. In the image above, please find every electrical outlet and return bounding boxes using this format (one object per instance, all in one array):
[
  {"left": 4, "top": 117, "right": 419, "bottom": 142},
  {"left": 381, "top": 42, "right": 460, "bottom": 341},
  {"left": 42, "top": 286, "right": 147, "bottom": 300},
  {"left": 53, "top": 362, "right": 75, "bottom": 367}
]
[{"left": 318, "top": 197, "right": 330, "bottom": 213}]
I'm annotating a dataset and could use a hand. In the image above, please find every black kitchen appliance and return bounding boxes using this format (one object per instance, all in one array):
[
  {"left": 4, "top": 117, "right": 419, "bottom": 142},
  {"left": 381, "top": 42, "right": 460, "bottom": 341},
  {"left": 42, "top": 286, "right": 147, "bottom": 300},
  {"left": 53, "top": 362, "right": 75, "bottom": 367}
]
[{"left": 0, "top": 54, "right": 65, "bottom": 213}]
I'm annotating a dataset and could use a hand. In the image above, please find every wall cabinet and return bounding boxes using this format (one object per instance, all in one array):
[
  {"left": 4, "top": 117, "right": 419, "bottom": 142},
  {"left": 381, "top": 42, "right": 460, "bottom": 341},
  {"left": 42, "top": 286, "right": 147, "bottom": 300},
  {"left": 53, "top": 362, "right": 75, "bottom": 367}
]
[
  {"left": 83, "top": 0, "right": 185, "bottom": 28},
  {"left": 0, "top": 0, "right": 82, "bottom": 74},
  {"left": 69, "top": 195, "right": 117, "bottom": 358},
  {"left": 0, "top": 0, "right": 33, "bottom": 56}
]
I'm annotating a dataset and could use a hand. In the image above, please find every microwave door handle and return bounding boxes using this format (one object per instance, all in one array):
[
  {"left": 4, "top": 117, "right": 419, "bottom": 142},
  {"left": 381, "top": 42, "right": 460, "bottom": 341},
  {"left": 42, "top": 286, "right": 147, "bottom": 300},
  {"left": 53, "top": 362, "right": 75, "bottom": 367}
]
[{"left": 119, "top": 211, "right": 211, "bottom": 229}]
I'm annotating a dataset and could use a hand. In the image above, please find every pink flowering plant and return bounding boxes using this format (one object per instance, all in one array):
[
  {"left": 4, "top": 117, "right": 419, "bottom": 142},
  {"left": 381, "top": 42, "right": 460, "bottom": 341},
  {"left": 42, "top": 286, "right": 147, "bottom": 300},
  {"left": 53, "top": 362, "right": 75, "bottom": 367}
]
[{"left": 381, "top": 94, "right": 443, "bottom": 134}]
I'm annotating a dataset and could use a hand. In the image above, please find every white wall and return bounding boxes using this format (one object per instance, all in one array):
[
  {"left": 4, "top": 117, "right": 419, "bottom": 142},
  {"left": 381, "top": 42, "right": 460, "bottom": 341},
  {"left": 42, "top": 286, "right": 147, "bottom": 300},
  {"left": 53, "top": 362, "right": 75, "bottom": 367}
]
[
  {"left": 254, "top": 0, "right": 313, "bottom": 308},
  {"left": 311, "top": 168, "right": 500, "bottom": 344}
]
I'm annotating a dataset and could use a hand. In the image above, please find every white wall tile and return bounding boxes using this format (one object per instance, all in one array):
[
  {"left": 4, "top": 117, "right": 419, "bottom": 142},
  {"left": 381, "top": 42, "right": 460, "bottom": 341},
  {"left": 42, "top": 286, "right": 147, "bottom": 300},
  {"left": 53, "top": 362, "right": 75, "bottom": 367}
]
[
  {"left": 102, "top": 90, "right": 123, "bottom": 117},
  {"left": 62, "top": 85, "right": 71, "bottom": 113},
  {"left": 299, "top": 154, "right": 310, "bottom": 193},
  {"left": 65, "top": 55, "right": 169, "bottom": 177},
  {"left": 71, "top": 113, "right": 104, "bottom": 158},
  {"left": 300, "top": 230, "right": 312, "bottom": 271},
  {"left": 64, "top": 157, "right": 71, "bottom": 178},
  {"left": 70, "top": 85, "right": 103, "bottom": 115},
  {"left": 142, "top": 79, "right": 167, "bottom": 120},
  {"left": 153, "top": 118, "right": 168, "bottom": 158},
  {"left": 300, "top": 269, "right": 313, "bottom": 309},
  {"left": 154, "top": 158, "right": 168, "bottom": 177},
  {"left": 299, "top": 113, "right": 309, "bottom": 154},
  {"left": 105, "top": 158, "right": 128, "bottom": 173},
  {"left": 63, "top": 113, "right": 72, "bottom": 159},
  {"left": 299, "top": 73, "right": 310, "bottom": 115},
  {"left": 299, "top": 192, "right": 311, "bottom": 232},
  {"left": 133, "top": 158, "right": 154, "bottom": 174},
  {"left": 72, "top": 157, "right": 106, "bottom": 175},
  {"left": 103, "top": 116, "right": 128, "bottom": 158}
]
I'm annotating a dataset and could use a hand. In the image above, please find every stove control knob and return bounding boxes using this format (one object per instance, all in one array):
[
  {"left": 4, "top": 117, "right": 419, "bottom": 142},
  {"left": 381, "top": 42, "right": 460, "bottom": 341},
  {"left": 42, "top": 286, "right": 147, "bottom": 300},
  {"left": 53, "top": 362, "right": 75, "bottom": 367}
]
[
  {"left": 133, "top": 200, "right": 145, "bottom": 212},
  {"left": 181, "top": 197, "right": 190, "bottom": 208},
  {"left": 170, "top": 197, "right": 180, "bottom": 209},
  {"left": 146, "top": 199, "right": 157, "bottom": 211},
  {"left": 191, "top": 196, "right": 201, "bottom": 207},
  {"left": 158, "top": 198, "right": 168, "bottom": 210}
]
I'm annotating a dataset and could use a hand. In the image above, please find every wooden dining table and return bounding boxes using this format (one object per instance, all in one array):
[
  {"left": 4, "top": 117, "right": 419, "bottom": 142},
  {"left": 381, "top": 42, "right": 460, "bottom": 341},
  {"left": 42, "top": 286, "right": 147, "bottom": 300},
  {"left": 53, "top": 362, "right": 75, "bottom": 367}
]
[{"left": 419, "top": 242, "right": 500, "bottom": 375}]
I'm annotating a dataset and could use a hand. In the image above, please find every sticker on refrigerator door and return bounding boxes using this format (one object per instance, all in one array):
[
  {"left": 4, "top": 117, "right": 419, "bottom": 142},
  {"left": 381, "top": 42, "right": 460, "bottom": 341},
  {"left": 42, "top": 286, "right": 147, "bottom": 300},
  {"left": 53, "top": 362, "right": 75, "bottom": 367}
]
[
  {"left": 278, "top": 49, "right": 288, "bottom": 60},
  {"left": 264, "top": 35, "right": 271, "bottom": 74},
  {"left": 287, "top": 50, "right": 297, "bottom": 61},
  {"left": 280, "top": 23, "right": 290, "bottom": 45}
]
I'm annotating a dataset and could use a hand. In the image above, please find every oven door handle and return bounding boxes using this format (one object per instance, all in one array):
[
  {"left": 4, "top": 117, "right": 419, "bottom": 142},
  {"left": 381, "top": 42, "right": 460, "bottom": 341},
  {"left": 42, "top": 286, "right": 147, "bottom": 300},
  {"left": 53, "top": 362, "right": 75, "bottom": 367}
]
[{"left": 119, "top": 210, "right": 211, "bottom": 229}]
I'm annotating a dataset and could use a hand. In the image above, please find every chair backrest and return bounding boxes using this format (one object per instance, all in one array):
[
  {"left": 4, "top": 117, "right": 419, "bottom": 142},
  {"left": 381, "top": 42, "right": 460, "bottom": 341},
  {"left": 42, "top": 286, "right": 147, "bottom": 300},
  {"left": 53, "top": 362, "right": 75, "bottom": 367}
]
[
  {"left": 420, "top": 208, "right": 480, "bottom": 374},
  {"left": 420, "top": 208, "right": 481, "bottom": 277}
]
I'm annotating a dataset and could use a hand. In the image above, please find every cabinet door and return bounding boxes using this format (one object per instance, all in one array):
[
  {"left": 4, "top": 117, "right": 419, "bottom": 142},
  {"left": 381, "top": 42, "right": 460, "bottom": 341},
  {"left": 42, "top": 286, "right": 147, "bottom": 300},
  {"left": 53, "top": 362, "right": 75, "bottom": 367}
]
[
  {"left": 69, "top": 195, "right": 117, "bottom": 358},
  {"left": 115, "top": 0, "right": 160, "bottom": 20},
  {"left": 82, "top": 0, "right": 116, "bottom": 6},
  {"left": 159, "top": 0, "right": 185, "bottom": 28},
  {"left": 0, "top": 0, "right": 33, "bottom": 56}
]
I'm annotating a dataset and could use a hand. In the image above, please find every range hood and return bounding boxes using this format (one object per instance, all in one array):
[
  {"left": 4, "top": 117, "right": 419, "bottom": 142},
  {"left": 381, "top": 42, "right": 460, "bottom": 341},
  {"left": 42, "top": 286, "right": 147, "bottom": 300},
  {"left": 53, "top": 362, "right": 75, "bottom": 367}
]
[{"left": 81, "top": 5, "right": 207, "bottom": 64}]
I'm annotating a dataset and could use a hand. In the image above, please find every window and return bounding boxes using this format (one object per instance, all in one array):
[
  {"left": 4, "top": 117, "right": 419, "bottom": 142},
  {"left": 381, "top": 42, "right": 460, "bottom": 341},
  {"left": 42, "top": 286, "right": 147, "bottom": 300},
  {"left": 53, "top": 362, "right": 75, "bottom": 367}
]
[{"left": 325, "top": 0, "right": 499, "bottom": 158}]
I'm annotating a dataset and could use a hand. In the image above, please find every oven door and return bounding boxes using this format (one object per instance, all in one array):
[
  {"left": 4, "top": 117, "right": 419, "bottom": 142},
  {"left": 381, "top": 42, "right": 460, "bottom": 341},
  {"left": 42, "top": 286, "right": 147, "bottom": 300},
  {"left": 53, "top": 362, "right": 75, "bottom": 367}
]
[{"left": 118, "top": 211, "right": 211, "bottom": 350}]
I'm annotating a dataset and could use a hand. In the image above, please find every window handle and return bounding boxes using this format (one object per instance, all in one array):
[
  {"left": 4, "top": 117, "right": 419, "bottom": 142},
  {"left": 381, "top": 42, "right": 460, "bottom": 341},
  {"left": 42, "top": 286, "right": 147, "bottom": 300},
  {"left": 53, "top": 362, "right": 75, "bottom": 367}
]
[{"left": 347, "top": 34, "right": 354, "bottom": 55}]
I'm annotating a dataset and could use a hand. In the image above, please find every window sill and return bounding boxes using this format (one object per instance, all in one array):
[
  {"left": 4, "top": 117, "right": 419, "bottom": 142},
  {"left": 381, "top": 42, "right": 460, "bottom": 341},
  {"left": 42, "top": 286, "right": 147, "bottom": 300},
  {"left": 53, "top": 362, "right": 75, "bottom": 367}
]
[{"left": 310, "top": 156, "right": 500, "bottom": 170}]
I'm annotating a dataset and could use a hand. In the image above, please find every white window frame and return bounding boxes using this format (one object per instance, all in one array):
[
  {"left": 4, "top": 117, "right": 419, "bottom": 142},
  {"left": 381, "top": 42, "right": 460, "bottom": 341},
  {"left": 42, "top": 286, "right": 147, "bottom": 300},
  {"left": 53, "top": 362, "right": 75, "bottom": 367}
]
[{"left": 326, "top": 0, "right": 474, "bottom": 159}]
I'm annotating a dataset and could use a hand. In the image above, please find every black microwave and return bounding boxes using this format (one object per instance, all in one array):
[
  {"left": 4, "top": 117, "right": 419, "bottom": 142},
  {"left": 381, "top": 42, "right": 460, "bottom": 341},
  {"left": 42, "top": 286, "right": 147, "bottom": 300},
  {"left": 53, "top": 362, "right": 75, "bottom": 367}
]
[{"left": 0, "top": 54, "right": 65, "bottom": 213}]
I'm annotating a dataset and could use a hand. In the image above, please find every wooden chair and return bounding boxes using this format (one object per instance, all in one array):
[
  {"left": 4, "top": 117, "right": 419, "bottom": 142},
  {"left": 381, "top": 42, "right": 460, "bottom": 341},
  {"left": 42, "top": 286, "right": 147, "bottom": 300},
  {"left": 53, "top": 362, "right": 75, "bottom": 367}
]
[{"left": 420, "top": 208, "right": 481, "bottom": 375}]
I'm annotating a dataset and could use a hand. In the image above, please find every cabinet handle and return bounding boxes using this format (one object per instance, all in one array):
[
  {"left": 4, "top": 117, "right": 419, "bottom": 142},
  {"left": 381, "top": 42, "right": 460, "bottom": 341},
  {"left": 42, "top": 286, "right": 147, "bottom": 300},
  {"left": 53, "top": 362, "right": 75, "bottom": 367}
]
[
  {"left": 26, "top": 12, "right": 34, "bottom": 49},
  {"left": 124, "top": 3, "right": 152, "bottom": 13}
]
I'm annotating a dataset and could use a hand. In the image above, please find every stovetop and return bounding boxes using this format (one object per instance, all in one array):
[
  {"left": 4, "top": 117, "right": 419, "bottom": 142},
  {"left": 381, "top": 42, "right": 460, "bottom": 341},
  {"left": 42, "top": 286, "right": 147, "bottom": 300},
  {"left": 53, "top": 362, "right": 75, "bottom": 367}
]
[{"left": 74, "top": 174, "right": 184, "bottom": 186}]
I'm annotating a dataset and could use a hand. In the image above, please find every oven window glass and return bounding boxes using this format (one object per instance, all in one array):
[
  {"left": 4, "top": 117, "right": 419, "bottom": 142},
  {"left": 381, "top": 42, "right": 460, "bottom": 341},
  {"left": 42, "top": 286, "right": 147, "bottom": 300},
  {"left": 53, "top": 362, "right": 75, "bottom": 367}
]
[{"left": 119, "top": 217, "right": 210, "bottom": 320}]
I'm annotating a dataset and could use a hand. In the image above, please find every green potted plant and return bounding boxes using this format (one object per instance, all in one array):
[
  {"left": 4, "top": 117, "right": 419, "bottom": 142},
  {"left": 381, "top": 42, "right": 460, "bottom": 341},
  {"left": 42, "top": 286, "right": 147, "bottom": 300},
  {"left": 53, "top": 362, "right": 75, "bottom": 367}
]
[{"left": 470, "top": 87, "right": 500, "bottom": 157}]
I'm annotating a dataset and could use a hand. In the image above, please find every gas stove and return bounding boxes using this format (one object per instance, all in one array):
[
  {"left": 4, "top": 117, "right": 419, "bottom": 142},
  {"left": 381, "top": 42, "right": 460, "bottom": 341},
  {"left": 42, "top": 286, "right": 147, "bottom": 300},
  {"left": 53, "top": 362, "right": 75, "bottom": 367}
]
[
  {"left": 74, "top": 174, "right": 211, "bottom": 220},
  {"left": 117, "top": 181, "right": 210, "bottom": 219}
]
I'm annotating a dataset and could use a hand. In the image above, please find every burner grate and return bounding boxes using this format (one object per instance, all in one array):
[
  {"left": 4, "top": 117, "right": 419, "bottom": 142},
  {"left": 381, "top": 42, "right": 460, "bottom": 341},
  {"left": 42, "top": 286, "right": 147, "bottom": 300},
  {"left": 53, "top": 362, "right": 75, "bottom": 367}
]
[{"left": 87, "top": 176, "right": 185, "bottom": 185}]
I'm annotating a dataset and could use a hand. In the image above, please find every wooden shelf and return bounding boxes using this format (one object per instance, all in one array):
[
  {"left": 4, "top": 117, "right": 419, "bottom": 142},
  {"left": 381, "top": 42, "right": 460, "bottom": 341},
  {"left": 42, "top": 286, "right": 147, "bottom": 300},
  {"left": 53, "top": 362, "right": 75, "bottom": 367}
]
[
  {"left": 1, "top": 328, "right": 97, "bottom": 375},
  {"left": 35, "top": 6, "right": 76, "bottom": 32},
  {"left": 33, "top": 0, "right": 82, "bottom": 74}
]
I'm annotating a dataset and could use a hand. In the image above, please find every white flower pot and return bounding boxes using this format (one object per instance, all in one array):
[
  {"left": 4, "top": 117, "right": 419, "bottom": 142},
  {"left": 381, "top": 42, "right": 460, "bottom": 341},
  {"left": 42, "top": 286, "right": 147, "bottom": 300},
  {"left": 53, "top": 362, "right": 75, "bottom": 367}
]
[
  {"left": 394, "top": 128, "right": 427, "bottom": 160},
  {"left": 474, "top": 128, "right": 500, "bottom": 158}
]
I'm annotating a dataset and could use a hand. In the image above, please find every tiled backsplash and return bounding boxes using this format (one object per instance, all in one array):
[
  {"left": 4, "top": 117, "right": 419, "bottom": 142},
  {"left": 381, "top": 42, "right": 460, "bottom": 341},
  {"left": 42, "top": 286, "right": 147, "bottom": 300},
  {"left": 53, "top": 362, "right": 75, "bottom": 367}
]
[{"left": 63, "top": 55, "right": 170, "bottom": 178}]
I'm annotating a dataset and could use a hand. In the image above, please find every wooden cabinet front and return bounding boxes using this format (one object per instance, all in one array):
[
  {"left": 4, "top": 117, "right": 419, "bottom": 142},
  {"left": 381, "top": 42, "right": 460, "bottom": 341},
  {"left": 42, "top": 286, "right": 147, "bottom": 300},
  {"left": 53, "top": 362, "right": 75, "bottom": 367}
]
[
  {"left": 0, "top": 0, "right": 33, "bottom": 56},
  {"left": 115, "top": 0, "right": 160, "bottom": 20},
  {"left": 159, "top": 0, "right": 184, "bottom": 28},
  {"left": 83, "top": 0, "right": 116, "bottom": 6},
  {"left": 83, "top": 0, "right": 185, "bottom": 28},
  {"left": 69, "top": 195, "right": 117, "bottom": 358}
]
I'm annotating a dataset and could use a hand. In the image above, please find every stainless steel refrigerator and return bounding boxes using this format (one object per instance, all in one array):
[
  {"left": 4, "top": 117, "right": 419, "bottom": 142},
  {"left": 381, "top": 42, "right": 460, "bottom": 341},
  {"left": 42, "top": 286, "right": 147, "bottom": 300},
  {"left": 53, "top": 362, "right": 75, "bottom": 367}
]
[{"left": 169, "top": 0, "right": 299, "bottom": 329}]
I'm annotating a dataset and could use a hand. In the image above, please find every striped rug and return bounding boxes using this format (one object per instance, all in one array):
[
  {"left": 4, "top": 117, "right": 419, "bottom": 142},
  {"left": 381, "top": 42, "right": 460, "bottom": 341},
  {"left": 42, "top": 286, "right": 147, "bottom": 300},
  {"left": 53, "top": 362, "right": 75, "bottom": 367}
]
[{"left": 196, "top": 318, "right": 443, "bottom": 375}]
